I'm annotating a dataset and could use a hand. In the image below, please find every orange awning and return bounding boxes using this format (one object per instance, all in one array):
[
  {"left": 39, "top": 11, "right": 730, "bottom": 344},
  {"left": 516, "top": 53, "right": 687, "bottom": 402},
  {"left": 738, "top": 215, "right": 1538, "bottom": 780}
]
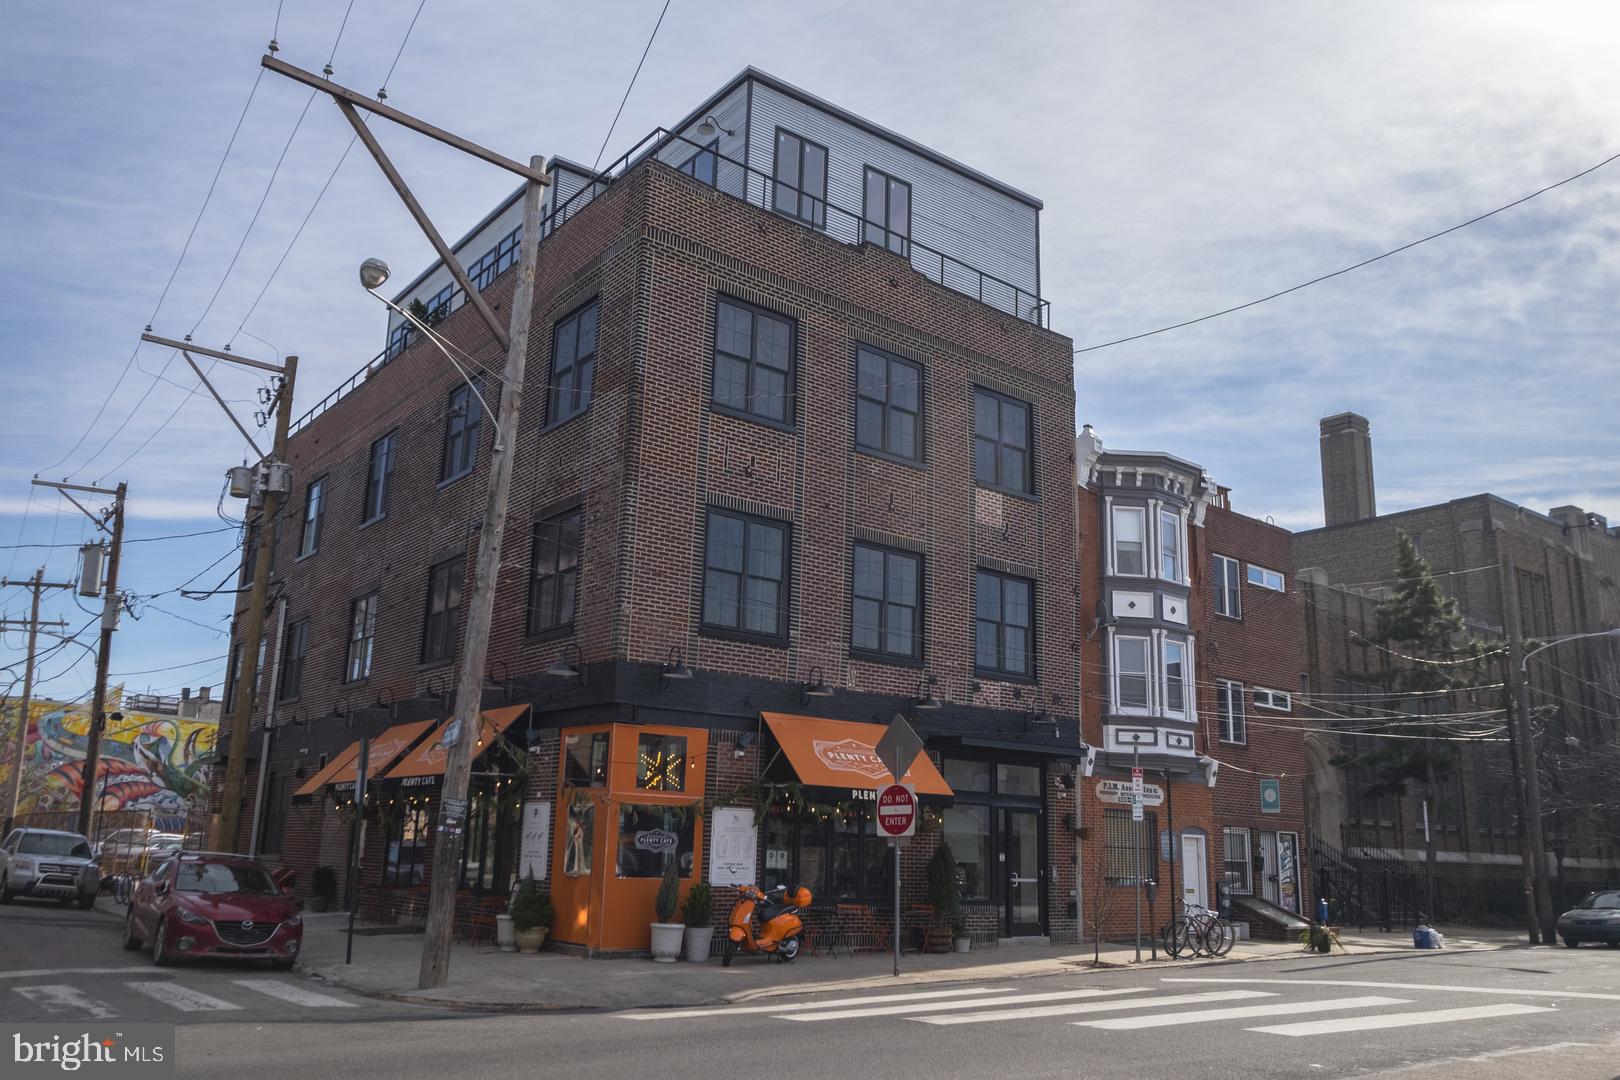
[
  {"left": 761, "top": 713, "right": 953, "bottom": 796},
  {"left": 291, "top": 719, "right": 439, "bottom": 797},
  {"left": 382, "top": 704, "right": 529, "bottom": 781}
]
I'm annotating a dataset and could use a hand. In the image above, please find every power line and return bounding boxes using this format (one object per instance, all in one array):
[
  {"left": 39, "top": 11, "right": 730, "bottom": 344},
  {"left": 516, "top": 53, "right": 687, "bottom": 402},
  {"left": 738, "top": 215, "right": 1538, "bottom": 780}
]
[
  {"left": 110, "top": 654, "right": 228, "bottom": 678},
  {"left": 0, "top": 525, "right": 238, "bottom": 551},
  {"left": 1073, "top": 150, "right": 1620, "bottom": 355},
  {"left": 379, "top": 0, "right": 430, "bottom": 95},
  {"left": 589, "top": 0, "right": 673, "bottom": 174}
]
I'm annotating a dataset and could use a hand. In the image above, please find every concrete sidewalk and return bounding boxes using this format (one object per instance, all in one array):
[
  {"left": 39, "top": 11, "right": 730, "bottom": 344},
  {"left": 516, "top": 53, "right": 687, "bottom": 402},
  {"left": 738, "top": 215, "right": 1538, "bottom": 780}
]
[{"left": 290, "top": 912, "right": 1524, "bottom": 1012}]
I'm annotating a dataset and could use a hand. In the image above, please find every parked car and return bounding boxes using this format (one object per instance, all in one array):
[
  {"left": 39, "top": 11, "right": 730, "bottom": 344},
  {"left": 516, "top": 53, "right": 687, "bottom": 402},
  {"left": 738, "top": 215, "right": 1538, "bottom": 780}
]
[
  {"left": 122, "top": 851, "right": 302, "bottom": 969},
  {"left": 96, "top": 828, "right": 179, "bottom": 864},
  {"left": 0, "top": 828, "right": 100, "bottom": 907},
  {"left": 1556, "top": 889, "right": 1620, "bottom": 948}
]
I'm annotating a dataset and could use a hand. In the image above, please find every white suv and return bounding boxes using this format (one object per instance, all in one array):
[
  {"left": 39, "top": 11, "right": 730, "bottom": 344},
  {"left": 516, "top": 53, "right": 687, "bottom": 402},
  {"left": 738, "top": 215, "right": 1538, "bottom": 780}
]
[{"left": 0, "top": 828, "right": 100, "bottom": 908}]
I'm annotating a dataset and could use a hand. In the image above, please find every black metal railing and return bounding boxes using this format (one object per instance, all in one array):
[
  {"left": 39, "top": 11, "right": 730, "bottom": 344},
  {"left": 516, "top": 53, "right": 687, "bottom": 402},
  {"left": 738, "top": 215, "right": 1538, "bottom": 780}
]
[{"left": 294, "top": 126, "right": 1051, "bottom": 434}]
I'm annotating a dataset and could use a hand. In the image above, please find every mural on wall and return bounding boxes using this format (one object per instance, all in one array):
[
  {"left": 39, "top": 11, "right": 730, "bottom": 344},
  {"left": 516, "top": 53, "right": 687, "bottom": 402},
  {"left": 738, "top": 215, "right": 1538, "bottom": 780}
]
[{"left": 0, "top": 690, "right": 217, "bottom": 830}]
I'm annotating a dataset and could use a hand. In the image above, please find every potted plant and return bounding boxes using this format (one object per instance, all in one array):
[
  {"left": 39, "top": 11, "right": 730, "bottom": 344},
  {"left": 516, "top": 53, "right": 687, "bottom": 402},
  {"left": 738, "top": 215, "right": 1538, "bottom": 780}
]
[
  {"left": 649, "top": 862, "right": 684, "bottom": 963},
  {"left": 951, "top": 908, "right": 971, "bottom": 953},
  {"left": 925, "top": 841, "right": 965, "bottom": 953},
  {"left": 308, "top": 866, "right": 336, "bottom": 913},
  {"left": 682, "top": 881, "right": 714, "bottom": 962},
  {"left": 510, "top": 872, "right": 553, "bottom": 953},
  {"left": 1299, "top": 921, "right": 1340, "bottom": 954}
]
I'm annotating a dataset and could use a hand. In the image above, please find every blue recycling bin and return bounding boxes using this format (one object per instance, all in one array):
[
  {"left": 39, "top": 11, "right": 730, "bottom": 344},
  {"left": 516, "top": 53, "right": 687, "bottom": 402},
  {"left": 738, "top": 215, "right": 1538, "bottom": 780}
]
[{"left": 1317, "top": 896, "right": 1330, "bottom": 924}]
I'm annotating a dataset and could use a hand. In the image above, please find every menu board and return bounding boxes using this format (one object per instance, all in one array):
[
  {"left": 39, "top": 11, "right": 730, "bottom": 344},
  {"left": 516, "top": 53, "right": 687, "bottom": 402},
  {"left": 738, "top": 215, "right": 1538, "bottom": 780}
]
[
  {"left": 708, "top": 807, "right": 757, "bottom": 886},
  {"left": 520, "top": 800, "right": 551, "bottom": 881}
]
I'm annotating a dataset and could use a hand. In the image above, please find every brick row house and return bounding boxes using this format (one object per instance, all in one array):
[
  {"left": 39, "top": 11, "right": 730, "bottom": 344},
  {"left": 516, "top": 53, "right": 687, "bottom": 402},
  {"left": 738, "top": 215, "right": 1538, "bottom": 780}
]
[
  {"left": 218, "top": 68, "right": 1088, "bottom": 952},
  {"left": 1076, "top": 427, "right": 1309, "bottom": 942}
]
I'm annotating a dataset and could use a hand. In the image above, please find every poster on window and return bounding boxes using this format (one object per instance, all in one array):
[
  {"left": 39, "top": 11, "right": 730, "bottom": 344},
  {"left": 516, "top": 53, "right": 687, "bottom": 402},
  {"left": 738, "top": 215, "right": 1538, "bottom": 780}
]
[
  {"left": 1276, "top": 831, "right": 1300, "bottom": 914},
  {"left": 709, "top": 807, "right": 757, "bottom": 886},
  {"left": 520, "top": 800, "right": 551, "bottom": 881},
  {"left": 563, "top": 797, "right": 594, "bottom": 877}
]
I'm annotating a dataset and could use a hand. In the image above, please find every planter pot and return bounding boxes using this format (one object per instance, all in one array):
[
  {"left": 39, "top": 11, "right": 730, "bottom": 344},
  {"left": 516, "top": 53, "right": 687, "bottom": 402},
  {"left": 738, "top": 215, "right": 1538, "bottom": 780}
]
[
  {"left": 954, "top": 935, "right": 972, "bottom": 954},
  {"left": 496, "top": 913, "right": 516, "bottom": 953},
  {"left": 683, "top": 925, "right": 714, "bottom": 962},
  {"left": 649, "top": 922, "right": 685, "bottom": 963},
  {"left": 306, "top": 897, "right": 330, "bottom": 914},
  {"left": 514, "top": 926, "right": 548, "bottom": 954}
]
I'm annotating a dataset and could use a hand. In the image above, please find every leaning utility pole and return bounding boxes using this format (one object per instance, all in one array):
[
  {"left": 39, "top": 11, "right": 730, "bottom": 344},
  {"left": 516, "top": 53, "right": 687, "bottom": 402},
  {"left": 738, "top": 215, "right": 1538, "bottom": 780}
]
[
  {"left": 1502, "top": 557, "right": 1557, "bottom": 943},
  {"left": 260, "top": 51, "right": 549, "bottom": 990},
  {"left": 30, "top": 479, "right": 127, "bottom": 838},
  {"left": 142, "top": 333, "right": 300, "bottom": 854},
  {"left": 1, "top": 569, "right": 73, "bottom": 833}
]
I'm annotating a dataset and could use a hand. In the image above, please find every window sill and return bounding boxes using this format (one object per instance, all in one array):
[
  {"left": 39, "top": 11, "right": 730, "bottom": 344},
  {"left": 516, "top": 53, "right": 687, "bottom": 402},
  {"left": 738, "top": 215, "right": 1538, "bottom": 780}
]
[
  {"left": 523, "top": 624, "right": 576, "bottom": 647},
  {"left": 359, "top": 514, "right": 386, "bottom": 531},
  {"left": 416, "top": 657, "right": 456, "bottom": 672},
  {"left": 1219, "top": 738, "right": 1248, "bottom": 748},
  {"left": 849, "top": 648, "right": 924, "bottom": 670},
  {"left": 855, "top": 445, "right": 927, "bottom": 472},
  {"left": 974, "top": 667, "right": 1038, "bottom": 687},
  {"left": 710, "top": 402, "right": 797, "bottom": 434},
  {"left": 973, "top": 481, "right": 1038, "bottom": 503},
  {"left": 699, "top": 625, "right": 789, "bottom": 649},
  {"left": 1214, "top": 611, "right": 1243, "bottom": 622},
  {"left": 540, "top": 408, "right": 590, "bottom": 436},
  {"left": 437, "top": 470, "right": 473, "bottom": 491},
  {"left": 295, "top": 551, "right": 318, "bottom": 564}
]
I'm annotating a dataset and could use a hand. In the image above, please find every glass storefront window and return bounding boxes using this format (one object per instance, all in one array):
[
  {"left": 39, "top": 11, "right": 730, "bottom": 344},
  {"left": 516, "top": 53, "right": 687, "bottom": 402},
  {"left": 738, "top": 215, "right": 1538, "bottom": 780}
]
[
  {"left": 763, "top": 810, "right": 890, "bottom": 901},
  {"left": 830, "top": 815, "right": 862, "bottom": 897},
  {"left": 944, "top": 758, "right": 990, "bottom": 793},
  {"left": 383, "top": 805, "right": 428, "bottom": 886},
  {"left": 996, "top": 763, "right": 1041, "bottom": 797},
  {"left": 636, "top": 734, "right": 687, "bottom": 792},
  {"left": 563, "top": 798, "right": 594, "bottom": 877},
  {"left": 762, "top": 814, "right": 795, "bottom": 892},
  {"left": 564, "top": 731, "right": 608, "bottom": 787},
  {"left": 942, "top": 804, "right": 990, "bottom": 899},
  {"left": 459, "top": 787, "right": 519, "bottom": 893},
  {"left": 615, "top": 805, "right": 695, "bottom": 878}
]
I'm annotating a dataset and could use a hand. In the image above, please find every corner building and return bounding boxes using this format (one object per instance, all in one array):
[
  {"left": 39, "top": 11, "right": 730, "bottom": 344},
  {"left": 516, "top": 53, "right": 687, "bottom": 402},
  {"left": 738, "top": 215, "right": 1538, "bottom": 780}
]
[{"left": 220, "top": 68, "right": 1082, "bottom": 953}]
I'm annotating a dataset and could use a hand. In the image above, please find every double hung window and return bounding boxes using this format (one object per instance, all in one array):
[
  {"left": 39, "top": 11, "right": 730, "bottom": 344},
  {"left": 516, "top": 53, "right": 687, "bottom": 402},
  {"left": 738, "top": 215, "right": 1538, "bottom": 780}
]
[
  {"left": 299, "top": 478, "right": 325, "bottom": 558},
  {"left": 547, "top": 301, "right": 598, "bottom": 425},
  {"left": 855, "top": 347, "right": 921, "bottom": 462},
  {"left": 972, "top": 388, "right": 1032, "bottom": 493},
  {"left": 527, "top": 509, "right": 581, "bottom": 635},
  {"left": 1163, "top": 639, "right": 1186, "bottom": 714},
  {"left": 1159, "top": 510, "right": 1182, "bottom": 581},
  {"left": 862, "top": 167, "right": 911, "bottom": 255},
  {"left": 772, "top": 129, "right": 827, "bottom": 228},
  {"left": 1217, "top": 679, "right": 1246, "bottom": 743},
  {"left": 363, "top": 433, "right": 395, "bottom": 523},
  {"left": 713, "top": 298, "right": 794, "bottom": 424},
  {"left": 1213, "top": 554, "right": 1242, "bottom": 617},
  {"left": 421, "top": 557, "right": 464, "bottom": 664},
  {"left": 441, "top": 382, "right": 482, "bottom": 482},
  {"left": 974, "top": 570, "right": 1033, "bottom": 677},
  {"left": 1115, "top": 635, "right": 1150, "bottom": 711},
  {"left": 702, "top": 510, "right": 789, "bottom": 640},
  {"left": 345, "top": 593, "right": 378, "bottom": 683},
  {"left": 279, "top": 619, "right": 309, "bottom": 700},
  {"left": 1111, "top": 506, "right": 1146, "bottom": 575}
]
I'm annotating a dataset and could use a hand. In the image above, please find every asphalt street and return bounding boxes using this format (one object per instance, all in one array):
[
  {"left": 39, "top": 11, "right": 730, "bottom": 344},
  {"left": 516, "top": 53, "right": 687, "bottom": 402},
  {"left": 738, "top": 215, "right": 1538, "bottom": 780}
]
[{"left": 4, "top": 899, "right": 1618, "bottom": 1079}]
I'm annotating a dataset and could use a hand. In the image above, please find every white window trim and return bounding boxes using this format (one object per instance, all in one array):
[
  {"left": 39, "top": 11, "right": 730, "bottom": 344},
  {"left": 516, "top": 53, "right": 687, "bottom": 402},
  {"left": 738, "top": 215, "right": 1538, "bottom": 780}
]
[
  {"left": 1246, "top": 562, "right": 1285, "bottom": 592},
  {"left": 1110, "top": 629, "right": 1154, "bottom": 716},
  {"left": 1214, "top": 554, "right": 1242, "bottom": 618},
  {"left": 1162, "top": 636, "right": 1187, "bottom": 718},
  {"left": 1253, "top": 687, "right": 1292, "bottom": 711},
  {"left": 1217, "top": 678, "right": 1246, "bottom": 744},
  {"left": 1223, "top": 826, "right": 1253, "bottom": 894},
  {"left": 1157, "top": 506, "right": 1180, "bottom": 583},
  {"left": 1109, "top": 502, "right": 1149, "bottom": 578}
]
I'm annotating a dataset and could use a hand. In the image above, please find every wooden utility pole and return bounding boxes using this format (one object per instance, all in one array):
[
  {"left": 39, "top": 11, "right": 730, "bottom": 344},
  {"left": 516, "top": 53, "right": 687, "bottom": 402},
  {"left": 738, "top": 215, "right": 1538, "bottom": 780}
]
[
  {"left": 1502, "top": 557, "right": 1557, "bottom": 943},
  {"left": 75, "top": 483, "right": 125, "bottom": 838},
  {"left": 1, "top": 570, "right": 73, "bottom": 833}
]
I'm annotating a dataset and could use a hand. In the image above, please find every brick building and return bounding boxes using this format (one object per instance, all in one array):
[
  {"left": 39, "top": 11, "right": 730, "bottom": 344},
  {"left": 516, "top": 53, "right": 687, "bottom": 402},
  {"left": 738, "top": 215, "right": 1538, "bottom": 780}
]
[
  {"left": 1076, "top": 427, "right": 1309, "bottom": 942},
  {"left": 1297, "top": 412, "right": 1620, "bottom": 923},
  {"left": 218, "top": 68, "right": 1086, "bottom": 954}
]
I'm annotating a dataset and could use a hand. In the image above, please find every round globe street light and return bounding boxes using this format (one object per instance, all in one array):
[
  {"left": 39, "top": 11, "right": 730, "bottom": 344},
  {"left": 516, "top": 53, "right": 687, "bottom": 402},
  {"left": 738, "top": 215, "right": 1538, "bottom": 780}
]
[{"left": 359, "top": 257, "right": 391, "bottom": 291}]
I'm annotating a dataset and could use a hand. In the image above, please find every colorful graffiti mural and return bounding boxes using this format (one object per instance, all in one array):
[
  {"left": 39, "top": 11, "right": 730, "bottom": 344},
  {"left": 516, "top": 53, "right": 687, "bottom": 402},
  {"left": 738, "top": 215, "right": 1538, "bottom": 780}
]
[{"left": 0, "top": 690, "right": 216, "bottom": 831}]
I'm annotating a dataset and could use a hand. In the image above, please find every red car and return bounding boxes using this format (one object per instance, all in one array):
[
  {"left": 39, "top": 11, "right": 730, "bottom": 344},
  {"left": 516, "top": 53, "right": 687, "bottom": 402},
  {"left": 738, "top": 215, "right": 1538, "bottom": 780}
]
[{"left": 122, "top": 851, "right": 302, "bottom": 969}]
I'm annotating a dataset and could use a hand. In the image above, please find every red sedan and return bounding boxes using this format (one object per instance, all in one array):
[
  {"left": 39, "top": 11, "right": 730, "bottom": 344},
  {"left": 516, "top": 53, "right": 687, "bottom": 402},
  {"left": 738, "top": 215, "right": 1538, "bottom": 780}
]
[{"left": 123, "top": 852, "right": 302, "bottom": 969}]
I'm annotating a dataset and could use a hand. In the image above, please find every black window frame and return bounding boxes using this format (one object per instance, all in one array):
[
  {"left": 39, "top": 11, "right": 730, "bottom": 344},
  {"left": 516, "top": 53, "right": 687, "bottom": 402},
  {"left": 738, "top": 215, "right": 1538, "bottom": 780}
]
[
  {"left": 850, "top": 542, "right": 923, "bottom": 664},
  {"left": 527, "top": 508, "right": 581, "bottom": 637},
  {"left": 383, "top": 803, "right": 430, "bottom": 886},
  {"left": 760, "top": 807, "right": 893, "bottom": 903},
  {"left": 971, "top": 387, "right": 1034, "bottom": 495},
  {"left": 422, "top": 283, "right": 454, "bottom": 324},
  {"left": 974, "top": 568, "right": 1035, "bottom": 680},
  {"left": 711, "top": 296, "right": 796, "bottom": 428},
  {"left": 362, "top": 431, "right": 396, "bottom": 524},
  {"left": 772, "top": 127, "right": 828, "bottom": 229},
  {"left": 421, "top": 556, "right": 464, "bottom": 665},
  {"left": 385, "top": 320, "right": 411, "bottom": 360},
  {"left": 678, "top": 139, "right": 719, "bottom": 187},
  {"left": 854, "top": 345, "right": 924, "bottom": 465},
  {"left": 298, "top": 476, "right": 326, "bottom": 559},
  {"left": 257, "top": 773, "right": 290, "bottom": 857},
  {"left": 279, "top": 618, "right": 310, "bottom": 701},
  {"left": 700, "top": 508, "right": 790, "bottom": 644},
  {"left": 545, "top": 300, "right": 598, "bottom": 427},
  {"left": 862, "top": 166, "right": 911, "bottom": 256},
  {"left": 345, "top": 592, "right": 378, "bottom": 683},
  {"left": 467, "top": 225, "right": 521, "bottom": 291},
  {"left": 440, "top": 381, "right": 483, "bottom": 484}
]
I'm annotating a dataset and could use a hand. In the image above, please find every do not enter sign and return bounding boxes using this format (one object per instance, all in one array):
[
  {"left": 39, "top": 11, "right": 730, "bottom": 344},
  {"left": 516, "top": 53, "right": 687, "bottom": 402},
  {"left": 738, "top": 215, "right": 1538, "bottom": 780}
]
[{"left": 877, "top": 783, "right": 917, "bottom": 838}]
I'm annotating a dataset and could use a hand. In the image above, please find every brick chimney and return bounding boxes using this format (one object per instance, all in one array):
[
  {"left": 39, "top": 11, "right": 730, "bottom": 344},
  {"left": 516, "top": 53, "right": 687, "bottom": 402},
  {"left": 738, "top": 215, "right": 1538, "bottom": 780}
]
[{"left": 1319, "top": 412, "right": 1377, "bottom": 526}]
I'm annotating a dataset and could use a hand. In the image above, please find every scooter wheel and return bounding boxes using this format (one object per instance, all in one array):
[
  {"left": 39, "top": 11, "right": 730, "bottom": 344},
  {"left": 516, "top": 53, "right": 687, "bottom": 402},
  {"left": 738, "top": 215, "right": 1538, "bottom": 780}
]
[
  {"left": 779, "top": 937, "right": 800, "bottom": 962},
  {"left": 722, "top": 938, "right": 737, "bottom": 967}
]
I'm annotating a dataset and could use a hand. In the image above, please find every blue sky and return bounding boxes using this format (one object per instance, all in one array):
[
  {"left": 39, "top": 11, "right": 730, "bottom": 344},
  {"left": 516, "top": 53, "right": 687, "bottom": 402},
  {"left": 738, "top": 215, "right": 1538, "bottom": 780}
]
[{"left": 3, "top": 0, "right": 1617, "bottom": 701}]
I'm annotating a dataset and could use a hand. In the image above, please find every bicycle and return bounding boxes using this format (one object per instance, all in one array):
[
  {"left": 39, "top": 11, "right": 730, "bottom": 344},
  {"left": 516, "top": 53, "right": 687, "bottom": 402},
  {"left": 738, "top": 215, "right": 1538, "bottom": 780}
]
[
  {"left": 1161, "top": 900, "right": 1236, "bottom": 958},
  {"left": 107, "top": 873, "right": 134, "bottom": 906}
]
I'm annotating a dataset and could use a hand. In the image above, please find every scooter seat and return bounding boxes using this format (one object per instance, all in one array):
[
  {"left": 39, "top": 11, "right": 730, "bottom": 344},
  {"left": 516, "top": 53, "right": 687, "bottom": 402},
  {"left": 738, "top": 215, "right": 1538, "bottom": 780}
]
[{"left": 759, "top": 902, "right": 790, "bottom": 922}]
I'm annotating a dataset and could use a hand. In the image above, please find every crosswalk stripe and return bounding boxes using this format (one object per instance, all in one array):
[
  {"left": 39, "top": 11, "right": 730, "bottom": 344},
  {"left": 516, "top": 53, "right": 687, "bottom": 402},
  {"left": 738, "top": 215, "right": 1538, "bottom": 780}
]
[
  {"left": 12, "top": 984, "right": 117, "bottom": 1019},
  {"left": 126, "top": 981, "right": 242, "bottom": 1012},
  {"left": 1076, "top": 995, "right": 1409, "bottom": 1030},
  {"left": 1163, "top": 977, "right": 1620, "bottom": 1003},
  {"left": 229, "top": 979, "right": 356, "bottom": 1008},
  {"left": 623, "top": 986, "right": 1021, "bottom": 1020},
  {"left": 911, "top": 990, "right": 1275, "bottom": 1025},
  {"left": 1248, "top": 1003, "right": 1556, "bottom": 1037},
  {"left": 781, "top": 987, "right": 1150, "bottom": 1022}
]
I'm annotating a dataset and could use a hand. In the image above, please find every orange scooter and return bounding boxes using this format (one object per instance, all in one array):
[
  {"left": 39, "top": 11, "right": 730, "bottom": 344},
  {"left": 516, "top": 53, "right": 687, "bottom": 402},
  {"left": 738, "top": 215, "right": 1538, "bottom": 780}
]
[{"left": 723, "top": 883, "right": 813, "bottom": 965}]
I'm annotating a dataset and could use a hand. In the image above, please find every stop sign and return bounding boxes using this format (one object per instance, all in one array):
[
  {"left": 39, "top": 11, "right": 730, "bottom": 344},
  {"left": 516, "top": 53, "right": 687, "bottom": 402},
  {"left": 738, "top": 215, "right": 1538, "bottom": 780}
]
[{"left": 877, "top": 783, "right": 917, "bottom": 838}]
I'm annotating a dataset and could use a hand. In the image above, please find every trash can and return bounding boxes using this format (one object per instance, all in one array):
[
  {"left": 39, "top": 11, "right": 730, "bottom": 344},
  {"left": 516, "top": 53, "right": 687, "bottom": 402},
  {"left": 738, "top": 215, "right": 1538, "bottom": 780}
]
[{"left": 1317, "top": 896, "right": 1330, "bottom": 924}]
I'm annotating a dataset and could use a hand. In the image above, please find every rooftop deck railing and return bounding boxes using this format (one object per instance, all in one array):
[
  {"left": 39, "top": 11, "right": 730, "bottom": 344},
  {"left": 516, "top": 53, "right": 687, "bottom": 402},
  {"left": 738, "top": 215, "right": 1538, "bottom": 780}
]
[{"left": 293, "top": 127, "right": 1049, "bottom": 434}]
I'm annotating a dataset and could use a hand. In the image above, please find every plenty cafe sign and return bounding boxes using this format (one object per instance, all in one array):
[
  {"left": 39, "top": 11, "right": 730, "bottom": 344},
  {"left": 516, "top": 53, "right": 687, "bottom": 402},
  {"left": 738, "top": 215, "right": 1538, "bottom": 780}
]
[{"left": 812, "top": 737, "right": 891, "bottom": 782}]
